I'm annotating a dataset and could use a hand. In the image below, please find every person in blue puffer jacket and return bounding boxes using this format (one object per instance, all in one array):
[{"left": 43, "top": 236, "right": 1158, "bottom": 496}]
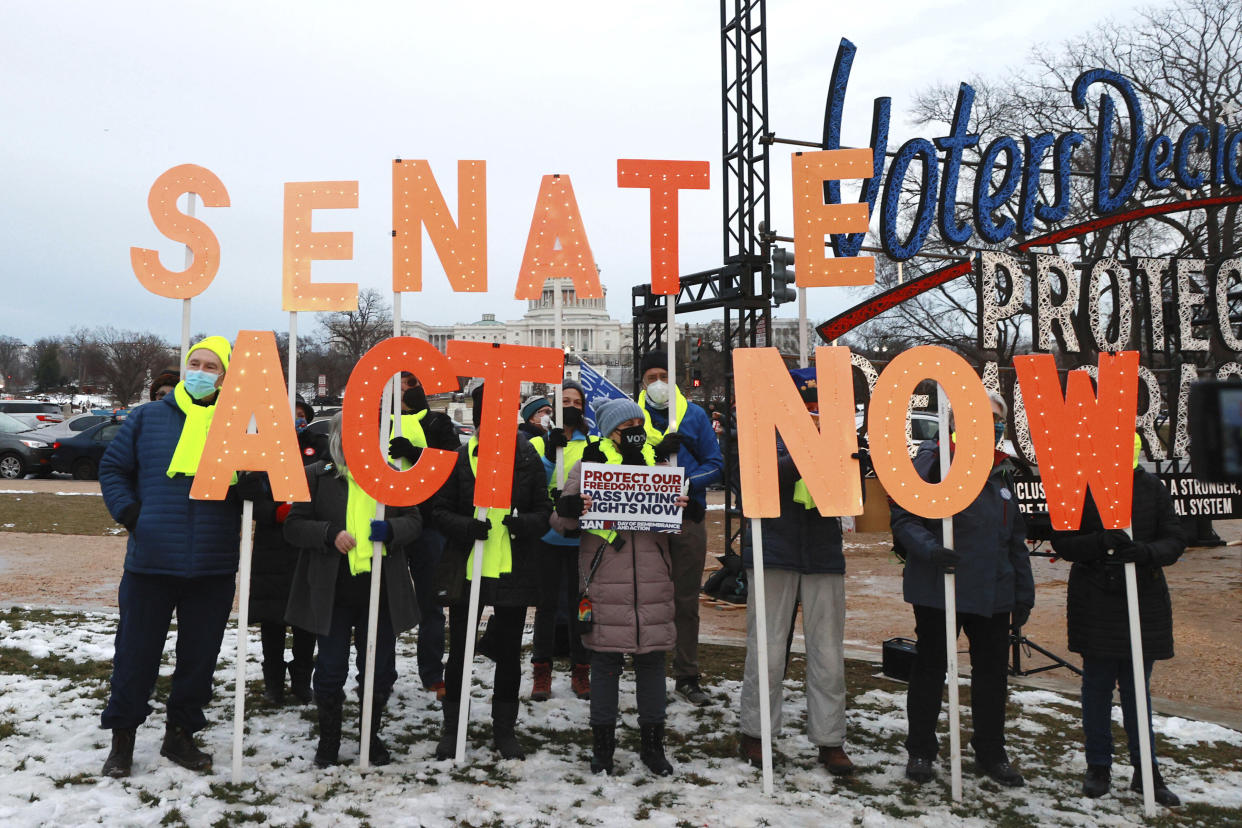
[
  {"left": 97, "top": 336, "right": 249, "bottom": 779},
  {"left": 636, "top": 350, "right": 723, "bottom": 706}
]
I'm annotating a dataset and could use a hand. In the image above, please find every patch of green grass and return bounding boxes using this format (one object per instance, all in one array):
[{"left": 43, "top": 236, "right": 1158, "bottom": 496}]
[
  {"left": 52, "top": 772, "right": 96, "bottom": 788},
  {"left": 160, "top": 808, "right": 188, "bottom": 827},
  {"left": 211, "top": 810, "right": 267, "bottom": 827},
  {"left": 0, "top": 643, "right": 116, "bottom": 690},
  {"left": 0, "top": 492, "right": 121, "bottom": 535}
]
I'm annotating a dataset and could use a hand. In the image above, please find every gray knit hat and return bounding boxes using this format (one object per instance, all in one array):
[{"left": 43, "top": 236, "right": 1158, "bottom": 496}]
[
  {"left": 593, "top": 396, "right": 645, "bottom": 439},
  {"left": 561, "top": 378, "right": 586, "bottom": 402}
]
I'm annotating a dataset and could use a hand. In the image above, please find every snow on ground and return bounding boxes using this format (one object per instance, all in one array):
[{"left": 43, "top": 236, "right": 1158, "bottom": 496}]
[{"left": 0, "top": 608, "right": 1239, "bottom": 827}]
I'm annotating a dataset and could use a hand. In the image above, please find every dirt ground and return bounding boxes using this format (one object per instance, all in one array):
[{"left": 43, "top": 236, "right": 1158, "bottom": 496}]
[{"left": 2, "top": 478, "right": 1240, "bottom": 728}]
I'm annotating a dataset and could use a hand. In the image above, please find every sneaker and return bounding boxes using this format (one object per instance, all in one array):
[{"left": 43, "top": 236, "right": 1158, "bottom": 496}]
[
  {"left": 739, "top": 733, "right": 763, "bottom": 768},
  {"left": 1082, "top": 764, "right": 1110, "bottom": 798},
  {"left": 905, "top": 755, "right": 935, "bottom": 784},
  {"left": 160, "top": 724, "right": 212, "bottom": 772},
  {"left": 675, "top": 680, "right": 711, "bottom": 707},
  {"left": 819, "top": 745, "right": 855, "bottom": 776},
  {"left": 531, "top": 661, "right": 553, "bottom": 701},
  {"left": 975, "top": 757, "right": 1025, "bottom": 787},
  {"left": 570, "top": 664, "right": 591, "bottom": 700},
  {"left": 1130, "top": 768, "right": 1180, "bottom": 807}
]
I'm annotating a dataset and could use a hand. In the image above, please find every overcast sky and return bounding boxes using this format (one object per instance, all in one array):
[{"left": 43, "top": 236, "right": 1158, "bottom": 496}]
[{"left": 2, "top": 0, "right": 1151, "bottom": 347}]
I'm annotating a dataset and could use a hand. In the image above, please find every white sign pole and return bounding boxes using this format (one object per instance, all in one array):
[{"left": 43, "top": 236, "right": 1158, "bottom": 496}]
[
  {"left": 666, "top": 299, "right": 678, "bottom": 432},
  {"left": 797, "top": 286, "right": 809, "bottom": 369},
  {"left": 179, "top": 193, "right": 197, "bottom": 380},
  {"left": 1121, "top": 525, "right": 1156, "bottom": 817},
  {"left": 936, "top": 387, "right": 962, "bottom": 803},
  {"left": 287, "top": 312, "right": 298, "bottom": 416},
  {"left": 230, "top": 497, "right": 254, "bottom": 784},
  {"left": 455, "top": 505, "right": 489, "bottom": 763},
  {"left": 751, "top": 519, "right": 775, "bottom": 795},
  {"left": 554, "top": 281, "right": 565, "bottom": 483}
]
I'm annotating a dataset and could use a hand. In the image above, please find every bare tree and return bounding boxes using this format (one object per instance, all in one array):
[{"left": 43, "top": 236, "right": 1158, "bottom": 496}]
[
  {"left": 316, "top": 289, "right": 392, "bottom": 366},
  {"left": 93, "top": 328, "right": 172, "bottom": 406},
  {"left": 0, "top": 336, "right": 26, "bottom": 390}
]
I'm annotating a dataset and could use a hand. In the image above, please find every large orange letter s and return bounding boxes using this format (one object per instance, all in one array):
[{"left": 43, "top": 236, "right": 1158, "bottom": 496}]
[{"left": 130, "top": 164, "right": 230, "bottom": 299}]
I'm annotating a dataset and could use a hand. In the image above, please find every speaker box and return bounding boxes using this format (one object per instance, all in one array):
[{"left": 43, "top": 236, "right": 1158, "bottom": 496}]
[{"left": 882, "top": 637, "right": 918, "bottom": 682}]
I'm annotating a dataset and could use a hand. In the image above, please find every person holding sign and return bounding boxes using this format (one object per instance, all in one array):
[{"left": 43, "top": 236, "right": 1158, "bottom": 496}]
[
  {"left": 889, "top": 393, "right": 1033, "bottom": 787},
  {"left": 550, "top": 396, "right": 691, "bottom": 777},
  {"left": 636, "top": 350, "right": 721, "bottom": 707},
  {"left": 1050, "top": 435, "right": 1185, "bottom": 806},
  {"left": 429, "top": 383, "right": 554, "bottom": 761},
  {"left": 527, "top": 379, "right": 593, "bottom": 701},
  {"left": 98, "top": 336, "right": 249, "bottom": 778}
]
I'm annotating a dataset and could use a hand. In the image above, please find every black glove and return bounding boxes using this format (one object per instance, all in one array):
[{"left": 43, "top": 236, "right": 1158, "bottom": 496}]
[
  {"left": 233, "top": 472, "right": 269, "bottom": 501},
  {"left": 550, "top": 488, "right": 562, "bottom": 503},
  {"left": 501, "top": 513, "right": 521, "bottom": 532},
  {"left": 425, "top": 415, "right": 460, "bottom": 451},
  {"left": 465, "top": 519, "right": 490, "bottom": 542},
  {"left": 929, "top": 545, "right": 961, "bottom": 569},
  {"left": 1105, "top": 543, "right": 1152, "bottom": 566},
  {"left": 1011, "top": 603, "right": 1032, "bottom": 629},
  {"left": 581, "top": 441, "right": 607, "bottom": 464},
  {"left": 556, "top": 494, "right": 585, "bottom": 519},
  {"left": 682, "top": 498, "right": 705, "bottom": 523},
  {"left": 118, "top": 502, "right": 141, "bottom": 533},
  {"left": 653, "top": 432, "right": 682, "bottom": 461},
  {"left": 1096, "top": 528, "right": 1135, "bottom": 555},
  {"left": 389, "top": 436, "right": 423, "bottom": 463},
  {"left": 544, "top": 429, "right": 568, "bottom": 459}
]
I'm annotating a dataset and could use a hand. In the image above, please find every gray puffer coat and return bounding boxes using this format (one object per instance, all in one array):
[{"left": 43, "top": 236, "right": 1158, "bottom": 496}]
[{"left": 551, "top": 459, "right": 675, "bottom": 654}]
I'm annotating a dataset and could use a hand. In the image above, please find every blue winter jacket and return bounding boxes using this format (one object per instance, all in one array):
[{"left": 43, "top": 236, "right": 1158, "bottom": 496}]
[
  {"left": 742, "top": 452, "right": 844, "bottom": 574},
  {"left": 99, "top": 395, "right": 242, "bottom": 578},
  {"left": 889, "top": 440, "right": 1034, "bottom": 616},
  {"left": 644, "top": 396, "right": 723, "bottom": 507}
]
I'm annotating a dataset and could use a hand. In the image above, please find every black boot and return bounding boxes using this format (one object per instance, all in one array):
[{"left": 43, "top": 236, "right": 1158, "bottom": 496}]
[
  {"left": 360, "top": 692, "right": 392, "bottom": 766},
  {"left": 101, "top": 728, "right": 136, "bottom": 778},
  {"left": 590, "top": 724, "right": 616, "bottom": 775},
  {"left": 314, "top": 692, "right": 344, "bottom": 769},
  {"left": 1082, "top": 764, "right": 1110, "bottom": 797},
  {"left": 491, "top": 700, "right": 526, "bottom": 760},
  {"left": 262, "top": 660, "right": 286, "bottom": 706},
  {"left": 1130, "top": 767, "right": 1181, "bottom": 807},
  {"left": 288, "top": 660, "right": 313, "bottom": 705},
  {"left": 435, "top": 703, "right": 459, "bottom": 761},
  {"left": 160, "top": 723, "right": 212, "bottom": 772},
  {"left": 639, "top": 723, "right": 673, "bottom": 777}
]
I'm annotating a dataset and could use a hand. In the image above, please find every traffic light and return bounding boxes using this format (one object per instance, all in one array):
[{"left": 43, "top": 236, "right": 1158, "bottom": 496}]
[
  {"left": 771, "top": 247, "right": 796, "bottom": 305},
  {"left": 691, "top": 369, "right": 702, "bottom": 388},
  {"left": 690, "top": 337, "right": 703, "bottom": 364}
]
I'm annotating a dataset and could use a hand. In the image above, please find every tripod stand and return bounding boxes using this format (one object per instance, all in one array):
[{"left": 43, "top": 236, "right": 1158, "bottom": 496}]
[{"left": 1008, "top": 546, "right": 1081, "bottom": 677}]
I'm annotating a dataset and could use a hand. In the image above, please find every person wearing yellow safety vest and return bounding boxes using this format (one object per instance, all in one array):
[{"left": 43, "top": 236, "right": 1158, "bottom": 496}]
[
  {"left": 284, "top": 412, "right": 423, "bottom": 769},
  {"left": 636, "top": 350, "right": 721, "bottom": 707},
  {"left": 429, "top": 383, "right": 554, "bottom": 761},
  {"left": 387, "top": 372, "right": 461, "bottom": 701},
  {"left": 550, "top": 396, "right": 692, "bottom": 778},
  {"left": 526, "top": 379, "right": 592, "bottom": 702},
  {"left": 99, "top": 336, "right": 253, "bottom": 778}
]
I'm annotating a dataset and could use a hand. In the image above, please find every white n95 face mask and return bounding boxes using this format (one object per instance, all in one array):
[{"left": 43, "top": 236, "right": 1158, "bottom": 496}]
[{"left": 645, "top": 380, "right": 670, "bottom": 409}]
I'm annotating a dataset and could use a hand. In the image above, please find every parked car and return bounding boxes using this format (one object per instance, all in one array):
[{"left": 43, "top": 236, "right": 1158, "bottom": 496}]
[
  {"left": 33, "top": 412, "right": 113, "bottom": 441},
  {"left": 0, "top": 399, "right": 65, "bottom": 430},
  {"left": 0, "top": 411, "right": 55, "bottom": 479},
  {"left": 49, "top": 419, "right": 125, "bottom": 480}
]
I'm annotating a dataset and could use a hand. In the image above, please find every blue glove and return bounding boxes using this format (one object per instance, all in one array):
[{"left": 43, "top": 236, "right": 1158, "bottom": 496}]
[{"left": 369, "top": 520, "right": 393, "bottom": 543}]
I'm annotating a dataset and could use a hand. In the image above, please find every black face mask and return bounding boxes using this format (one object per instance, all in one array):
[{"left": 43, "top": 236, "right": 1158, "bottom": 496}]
[
  {"left": 562, "top": 406, "right": 584, "bottom": 431},
  {"left": 403, "top": 386, "right": 428, "bottom": 413},
  {"left": 618, "top": 425, "right": 647, "bottom": 455}
]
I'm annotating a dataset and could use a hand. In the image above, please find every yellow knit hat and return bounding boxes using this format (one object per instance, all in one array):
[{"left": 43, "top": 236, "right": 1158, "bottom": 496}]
[{"left": 186, "top": 335, "right": 231, "bottom": 372}]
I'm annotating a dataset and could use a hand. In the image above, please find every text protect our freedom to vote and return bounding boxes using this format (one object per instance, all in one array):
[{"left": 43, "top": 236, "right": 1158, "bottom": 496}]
[{"left": 579, "top": 463, "right": 686, "bottom": 534}]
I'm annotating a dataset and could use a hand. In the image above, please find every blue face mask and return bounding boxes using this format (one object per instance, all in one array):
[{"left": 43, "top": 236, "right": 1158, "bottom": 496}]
[
  {"left": 184, "top": 370, "right": 220, "bottom": 400},
  {"left": 295, "top": 417, "right": 308, "bottom": 432},
  {"left": 994, "top": 420, "right": 1006, "bottom": 444}
]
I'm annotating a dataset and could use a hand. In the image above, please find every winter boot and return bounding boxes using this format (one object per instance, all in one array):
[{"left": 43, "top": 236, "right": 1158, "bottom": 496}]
[
  {"left": 314, "top": 692, "right": 344, "bottom": 769},
  {"left": 160, "top": 723, "right": 212, "bottom": 772},
  {"left": 101, "top": 728, "right": 136, "bottom": 778},
  {"left": 639, "top": 723, "right": 674, "bottom": 777},
  {"left": 491, "top": 700, "right": 526, "bottom": 760},
  {"left": 360, "top": 692, "right": 392, "bottom": 766},
  {"left": 288, "top": 660, "right": 313, "bottom": 705},
  {"left": 1130, "top": 767, "right": 1180, "bottom": 807},
  {"left": 571, "top": 663, "right": 591, "bottom": 700},
  {"left": 590, "top": 724, "right": 616, "bottom": 774},
  {"left": 1082, "top": 764, "right": 1110, "bottom": 797},
  {"left": 531, "top": 661, "right": 553, "bottom": 701},
  {"left": 434, "top": 703, "right": 459, "bottom": 761},
  {"left": 262, "top": 660, "right": 286, "bottom": 706}
]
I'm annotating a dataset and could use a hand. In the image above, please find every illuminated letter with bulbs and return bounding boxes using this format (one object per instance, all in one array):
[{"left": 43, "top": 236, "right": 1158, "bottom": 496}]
[
  {"left": 791, "top": 149, "right": 874, "bottom": 287},
  {"left": 617, "top": 159, "right": 710, "bottom": 295},
  {"left": 513, "top": 174, "right": 602, "bottom": 301},
  {"left": 869, "top": 345, "right": 993, "bottom": 518},
  {"left": 130, "top": 164, "right": 231, "bottom": 299},
  {"left": 1013, "top": 351, "right": 1139, "bottom": 530},
  {"left": 341, "top": 337, "right": 461, "bottom": 506},
  {"left": 734, "top": 346, "right": 862, "bottom": 517},
  {"left": 392, "top": 160, "right": 487, "bottom": 292},
  {"left": 282, "top": 181, "right": 359, "bottom": 311},
  {"left": 446, "top": 340, "right": 564, "bottom": 506},
  {"left": 190, "top": 330, "right": 310, "bottom": 503}
]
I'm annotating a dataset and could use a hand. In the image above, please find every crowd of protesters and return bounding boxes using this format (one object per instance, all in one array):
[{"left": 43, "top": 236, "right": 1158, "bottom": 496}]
[{"left": 92, "top": 335, "right": 1184, "bottom": 807}]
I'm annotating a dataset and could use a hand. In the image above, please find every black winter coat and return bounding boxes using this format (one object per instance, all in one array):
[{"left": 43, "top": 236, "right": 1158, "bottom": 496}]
[
  {"left": 1050, "top": 468, "right": 1184, "bottom": 660},
  {"left": 430, "top": 438, "right": 553, "bottom": 607},
  {"left": 249, "top": 430, "right": 329, "bottom": 622},
  {"left": 742, "top": 452, "right": 844, "bottom": 574}
]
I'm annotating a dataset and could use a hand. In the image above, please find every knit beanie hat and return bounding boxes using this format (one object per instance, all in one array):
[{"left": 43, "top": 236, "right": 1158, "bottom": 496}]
[
  {"left": 640, "top": 350, "right": 668, "bottom": 377},
  {"left": 186, "top": 335, "right": 231, "bottom": 371},
  {"left": 521, "top": 395, "right": 552, "bottom": 422},
  {"left": 561, "top": 379, "right": 586, "bottom": 403},
  {"left": 593, "top": 396, "right": 645, "bottom": 439}
]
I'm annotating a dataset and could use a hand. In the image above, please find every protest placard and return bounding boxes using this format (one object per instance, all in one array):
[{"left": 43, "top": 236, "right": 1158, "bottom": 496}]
[{"left": 578, "top": 462, "right": 685, "bottom": 533}]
